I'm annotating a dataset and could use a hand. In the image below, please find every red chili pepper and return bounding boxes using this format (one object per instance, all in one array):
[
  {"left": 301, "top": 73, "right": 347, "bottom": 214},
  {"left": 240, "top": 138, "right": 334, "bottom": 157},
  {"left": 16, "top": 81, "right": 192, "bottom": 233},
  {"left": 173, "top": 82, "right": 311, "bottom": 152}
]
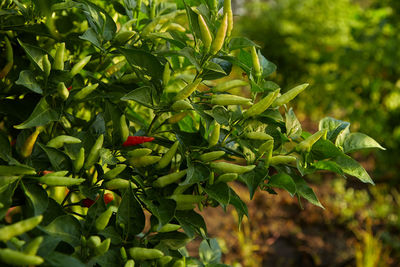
[
  {"left": 67, "top": 86, "right": 72, "bottom": 91},
  {"left": 81, "top": 198, "right": 95, "bottom": 208},
  {"left": 39, "top": 170, "right": 54, "bottom": 176},
  {"left": 10, "top": 139, "right": 16, "bottom": 147},
  {"left": 104, "top": 193, "right": 114, "bottom": 205},
  {"left": 122, "top": 136, "right": 154, "bottom": 147}
]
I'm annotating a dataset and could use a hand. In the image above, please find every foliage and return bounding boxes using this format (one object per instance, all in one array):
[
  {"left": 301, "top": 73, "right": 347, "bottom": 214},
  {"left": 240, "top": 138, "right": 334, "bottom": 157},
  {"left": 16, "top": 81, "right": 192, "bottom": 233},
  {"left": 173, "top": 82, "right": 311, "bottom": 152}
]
[
  {"left": 239, "top": 0, "right": 400, "bottom": 177},
  {"left": 0, "top": 0, "right": 382, "bottom": 266}
]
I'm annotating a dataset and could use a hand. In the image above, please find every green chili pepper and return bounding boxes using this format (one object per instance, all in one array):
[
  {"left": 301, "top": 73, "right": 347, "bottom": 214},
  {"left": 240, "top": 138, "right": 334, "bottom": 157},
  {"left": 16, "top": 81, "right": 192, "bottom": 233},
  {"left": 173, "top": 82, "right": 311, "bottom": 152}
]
[
  {"left": 153, "top": 169, "right": 187, "bottom": 188},
  {"left": 114, "top": 31, "right": 135, "bottom": 44},
  {"left": 120, "top": 114, "right": 130, "bottom": 143},
  {"left": 251, "top": 46, "right": 262, "bottom": 78},
  {"left": 74, "top": 83, "right": 99, "bottom": 100},
  {"left": 260, "top": 140, "right": 273, "bottom": 167},
  {"left": 23, "top": 236, "right": 43, "bottom": 255},
  {"left": 47, "top": 135, "right": 81, "bottom": 148},
  {"left": 163, "top": 62, "right": 171, "bottom": 86},
  {"left": 0, "top": 215, "right": 43, "bottom": 242},
  {"left": 171, "top": 100, "right": 193, "bottom": 111},
  {"left": 296, "top": 129, "right": 327, "bottom": 153},
  {"left": 104, "top": 178, "right": 137, "bottom": 190},
  {"left": 43, "top": 54, "right": 51, "bottom": 77},
  {"left": 95, "top": 207, "right": 113, "bottom": 231},
  {"left": 53, "top": 42, "right": 65, "bottom": 71},
  {"left": 211, "top": 94, "right": 252, "bottom": 106},
  {"left": 269, "top": 155, "right": 297, "bottom": 165},
  {"left": 209, "top": 171, "right": 215, "bottom": 185},
  {"left": 0, "top": 165, "right": 36, "bottom": 176},
  {"left": 153, "top": 223, "right": 181, "bottom": 233},
  {"left": 223, "top": 0, "right": 233, "bottom": 37},
  {"left": 57, "top": 82, "right": 69, "bottom": 100},
  {"left": 199, "top": 151, "right": 225, "bottom": 162},
  {"left": 38, "top": 175, "right": 85, "bottom": 186},
  {"left": 272, "top": 83, "right": 309, "bottom": 107},
  {"left": 168, "top": 112, "right": 188, "bottom": 124},
  {"left": 0, "top": 36, "right": 13, "bottom": 78},
  {"left": 87, "top": 236, "right": 101, "bottom": 249},
  {"left": 213, "top": 79, "right": 248, "bottom": 92},
  {"left": 70, "top": 55, "right": 91, "bottom": 76},
  {"left": 124, "top": 259, "right": 135, "bottom": 267},
  {"left": 245, "top": 132, "right": 273, "bottom": 141},
  {"left": 168, "top": 194, "right": 204, "bottom": 204},
  {"left": 210, "top": 13, "right": 228, "bottom": 55},
  {"left": 21, "top": 127, "right": 41, "bottom": 158},
  {"left": 208, "top": 122, "right": 220, "bottom": 147},
  {"left": 129, "top": 247, "right": 164, "bottom": 261},
  {"left": 243, "top": 89, "right": 280, "bottom": 118},
  {"left": 74, "top": 147, "right": 85, "bottom": 173},
  {"left": 210, "top": 162, "right": 256, "bottom": 174},
  {"left": 158, "top": 256, "right": 173, "bottom": 266},
  {"left": 84, "top": 134, "right": 104, "bottom": 170},
  {"left": 173, "top": 259, "right": 185, "bottom": 267},
  {"left": 94, "top": 238, "right": 111, "bottom": 255},
  {"left": 0, "top": 248, "right": 43, "bottom": 266},
  {"left": 120, "top": 247, "right": 128, "bottom": 262},
  {"left": 127, "top": 148, "right": 152, "bottom": 158},
  {"left": 104, "top": 164, "right": 127, "bottom": 180},
  {"left": 216, "top": 172, "right": 238, "bottom": 183},
  {"left": 168, "top": 23, "right": 186, "bottom": 32},
  {"left": 198, "top": 14, "right": 213, "bottom": 52},
  {"left": 128, "top": 156, "right": 161, "bottom": 168},
  {"left": 174, "top": 78, "right": 202, "bottom": 101},
  {"left": 157, "top": 141, "right": 179, "bottom": 169}
]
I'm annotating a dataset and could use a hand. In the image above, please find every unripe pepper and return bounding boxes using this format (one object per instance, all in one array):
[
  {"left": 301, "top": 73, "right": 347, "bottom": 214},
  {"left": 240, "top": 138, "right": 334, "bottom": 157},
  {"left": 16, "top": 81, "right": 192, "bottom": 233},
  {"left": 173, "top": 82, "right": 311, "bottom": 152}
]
[
  {"left": 158, "top": 256, "right": 173, "bottom": 266},
  {"left": 152, "top": 223, "right": 181, "bottom": 233},
  {"left": 57, "top": 82, "right": 69, "bottom": 100},
  {"left": 114, "top": 31, "right": 136, "bottom": 44},
  {"left": 269, "top": 155, "right": 297, "bottom": 165},
  {"left": 104, "top": 164, "right": 126, "bottom": 180},
  {"left": 174, "top": 78, "right": 202, "bottom": 101},
  {"left": 120, "top": 114, "right": 130, "bottom": 143},
  {"left": 211, "top": 94, "right": 252, "bottom": 106},
  {"left": 296, "top": 129, "right": 327, "bottom": 153},
  {"left": 199, "top": 151, "right": 225, "bottom": 162},
  {"left": 23, "top": 236, "right": 43, "bottom": 255},
  {"left": 124, "top": 259, "right": 135, "bottom": 267},
  {"left": 87, "top": 236, "right": 101, "bottom": 249},
  {"left": 95, "top": 207, "right": 113, "bottom": 231},
  {"left": 260, "top": 140, "right": 273, "bottom": 167},
  {"left": 70, "top": 55, "right": 91, "bottom": 76},
  {"left": 20, "top": 127, "right": 41, "bottom": 158},
  {"left": 74, "top": 147, "right": 85, "bottom": 173},
  {"left": 210, "top": 162, "right": 256, "bottom": 174},
  {"left": 213, "top": 79, "right": 248, "bottom": 92},
  {"left": 0, "top": 215, "right": 43, "bottom": 242},
  {"left": 53, "top": 42, "right": 65, "bottom": 71},
  {"left": 245, "top": 132, "right": 273, "bottom": 141},
  {"left": 120, "top": 247, "right": 128, "bottom": 262},
  {"left": 173, "top": 259, "right": 185, "bottom": 267},
  {"left": 198, "top": 14, "right": 213, "bottom": 52},
  {"left": 168, "top": 112, "right": 188, "bottom": 124},
  {"left": 210, "top": 13, "right": 228, "bottom": 55},
  {"left": 128, "top": 156, "right": 161, "bottom": 167},
  {"left": 0, "top": 36, "right": 13, "bottom": 79},
  {"left": 223, "top": 0, "right": 234, "bottom": 37},
  {"left": 129, "top": 247, "right": 164, "bottom": 260},
  {"left": 157, "top": 141, "right": 179, "bottom": 169},
  {"left": 153, "top": 169, "right": 188, "bottom": 188},
  {"left": 243, "top": 89, "right": 280, "bottom": 118},
  {"left": 0, "top": 248, "right": 43, "bottom": 266},
  {"left": 42, "top": 54, "right": 51, "bottom": 77},
  {"left": 251, "top": 46, "right": 262, "bottom": 78},
  {"left": 47, "top": 135, "right": 81, "bottom": 148},
  {"left": 123, "top": 136, "right": 154, "bottom": 147},
  {"left": 163, "top": 62, "right": 171, "bottom": 86},
  {"left": 104, "top": 178, "right": 137, "bottom": 190},
  {"left": 216, "top": 172, "right": 238, "bottom": 183},
  {"left": 127, "top": 148, "right": 152, "bottom": 158},
  {"left": 168, "top": 194, "right": 205, "bottom": 210},
  {"left": 208, "top": 122, "right": 220, "bottom": 147},
  {"left": 171, "top": 100, "right": 193, "bottom": 111},
  {"left": 38, "top": 175, "right": 85, "bottom": 186},
  {"left": 74, "top": 83, "right": 99, "bottom": 100},
  {"left": 84, "top": 134, "right": 104, "bottom": 169},
  {"left": 272, "top": 83, "right": 309, "bottom": 107},
  {"left": 0, "top": 165, "right": 36, "bottom": 176}
]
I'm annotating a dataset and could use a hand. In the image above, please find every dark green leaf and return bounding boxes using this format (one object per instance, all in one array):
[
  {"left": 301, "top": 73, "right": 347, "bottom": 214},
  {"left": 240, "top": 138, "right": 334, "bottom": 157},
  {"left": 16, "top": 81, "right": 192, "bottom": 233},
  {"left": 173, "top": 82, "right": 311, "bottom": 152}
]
[
  {"left": 211, "top": 106, "right": 230, "bottom": 126},
  {"left": 120, "top": 48, "right": 163, "bottom": 81},
  {"left": 199, "top": 238, "right": 221, "bottom": 264},
  {"left": 258, "top": 51, "right": 277, "bottom": 78},
  {"left": 15, "top": 70, "right": 43, "bottom": 94},
  {"left": 121, "top": 86, "right": 154, "bottom": 108},
  {"left": 17, "top": 39, "right": 47, "bottom": 71},
  {"left": 228, "top": 188, "right": 248, "bottom": 225},
  {"left": 180, "top": 163, "right": 210, "bottom": 185},
  {"left": 116, "top": 189, "right": 145, "bottom": 236},
  {"left": 45, "top": 252, "right": 86, "bottom": 267},
  {"left": 38, "top": 143, "right": 72, "bottom": 171},
  {"left": 285, "top": 108, "right": 302, "bottom": 139},
  {"left": 229, "top": 37, "right": 259, "bottom": 51},
  {"left": 318, "top": 117, "right": 350, "bottom": 142},
  {"left": 204, "top": 182, "right": 230, "bottom": 209},
  {"left": 0, "top": 177, "right": 19, "bottom": 220},
  {"left": 311, "top": 139, "right": 344, "bottom": 160},
  {"left": 40, "top": 215, "right": 82, "bottom": 247},
  {"left": 175, "top": 210, "right": 207, "bottom": 239},
  {"left": 343, "top": 133, "right": 385, "bottom": 153},
  {"left": 292, "top": 175, "right": 324, "bottom": 208},
  {"left": 14, "top": 98, "right": 59, "bottom": 129},
  {"left": 239, "top": 163, "right": 268, "bottom": 199},
  {"left": 21, "top": 182, "right": 49, "bottom": 216},
  {"left": 333, "top": 154, "right": 374, "bottom": 184},
  {"left": 268, "top": 173, "right": 296, "bottom": 196}
]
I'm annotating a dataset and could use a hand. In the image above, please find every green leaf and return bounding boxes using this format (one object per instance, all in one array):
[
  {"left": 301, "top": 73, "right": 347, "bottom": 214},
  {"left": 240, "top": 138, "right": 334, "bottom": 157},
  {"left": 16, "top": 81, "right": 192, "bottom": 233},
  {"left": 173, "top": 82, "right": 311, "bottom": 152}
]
[
  {"left": 143, "top": 199, "right": 176, "bottom": 229},
  {"left": 180, "top": 163, "right": 210, "bottom": 185},
  {"left": 258, "top": 51, "right": 277, "bottom": 78},
  {"left": 333, "top": 154, "right": 374, "bottom": 184},
  {"left": 268, "top": 173, "right": 296, "bottom": 196},
  {"left": 318, "top": 117, "right": 350, "bottom": 142},
  {"left": 40, "top": 215, "right": 82, "bottom": 247},
  {"left": 152, "top": 232, "right": 192, "bottom": 250},
  {"left": 211, "top": 106, "right": 230, "bottom": 126},
  {"left": 175, "top": 210, "right": 207, "bottom": 239},
  {"left": 285, "top": 108, "right": 302, "bottom": 139},
  {"left": 229, "top": 37, "right": 259, "bottom": 51},
  {"left": 0, "top": 132, "right": 12, "bottom": 162},
  {"left": 184, "top": 1, "right": 202, "bottom": 42},
  {"left": 88, "top": 249, "right": 123, "bottom": 267},
  {"left": 204, "top": 182, "right": 230, "bottom": 210},
  {"left": 239, "top": 163, "right": 268, "bottom": 199},
  {"left": 14, "top": 98, "right": 59, "bottom": 129},
  {"left": 121, "top": 86, "right": 154, "bottom": 108},
  {"left": 292, "top": 175, "right": 324, "bottom": 208},
  {"left": 21, "top": 182, "right": 49, "bottom": 216},
  {"left": 0, "top": 177, "right": 19, "bottom": 220},
  {"left": 38, "top": 143, "right": 72, "bottom": 171},
  {"left": 228, "top": 188, "right": 248, "bottom": 226},
  {"left": 15, "top": 70, "right": 43, "bottom": 94},
  {"left": 199, "top": 238, "right": 222, "bottom": 264},
  {"left": 119, "top": 48, "right": 163, "bottom": 81},
  {"left": 116, "top": 188, "right": 145, "bottom": 236},
  {"left": 311, "top": 139, "right": 344, "bottom": 160},
  {"left": 45, "top": 252, "right": 86, "bottom": 267},
  {"left": 313, "top": 160, "right": 344, "bottom": 176},
  {"left": 343, "top": 132, "right": 385, "bottom": 153},
  {"left": 79, "top": 28, "right": 102, "bottom": 49},
  {"left": 17, "top": 39, "right": 47, "bottom": 71}
]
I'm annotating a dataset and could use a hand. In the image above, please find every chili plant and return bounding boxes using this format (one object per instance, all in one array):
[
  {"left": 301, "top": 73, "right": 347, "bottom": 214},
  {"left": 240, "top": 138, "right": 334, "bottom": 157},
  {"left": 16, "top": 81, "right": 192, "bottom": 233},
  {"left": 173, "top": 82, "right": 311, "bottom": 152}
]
[{"left": 0, "top": 0, "right": 384, "bottom": 266}]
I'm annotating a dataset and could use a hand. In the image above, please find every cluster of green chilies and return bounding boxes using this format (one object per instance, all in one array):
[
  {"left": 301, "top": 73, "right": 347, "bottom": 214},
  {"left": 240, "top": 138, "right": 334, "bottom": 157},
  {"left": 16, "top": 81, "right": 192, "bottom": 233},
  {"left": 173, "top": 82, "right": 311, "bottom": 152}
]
[{"left": 0, "top": 0, "right": 336, "bottom": 266}]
